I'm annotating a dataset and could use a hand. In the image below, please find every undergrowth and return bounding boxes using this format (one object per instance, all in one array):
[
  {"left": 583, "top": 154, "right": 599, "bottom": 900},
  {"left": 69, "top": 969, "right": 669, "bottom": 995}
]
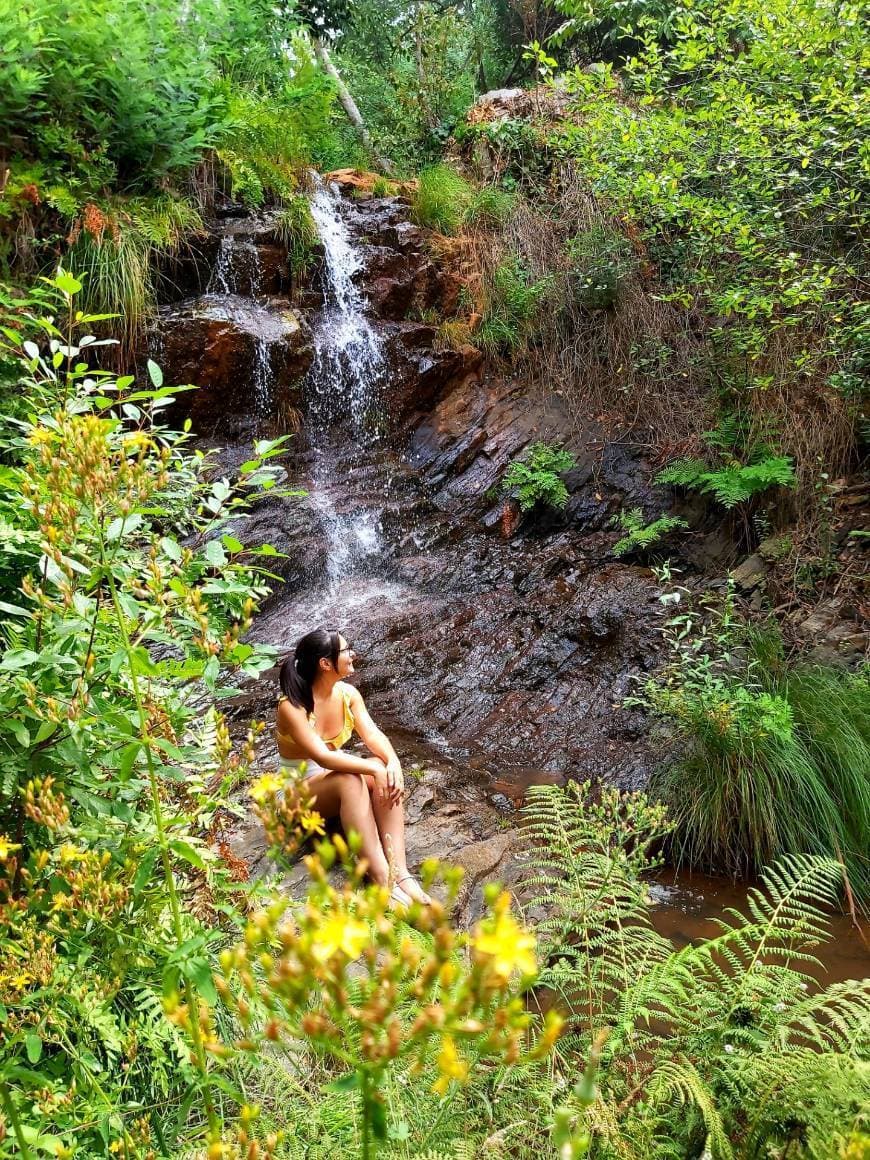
[{"left": 635, "top": 585, "right": 870, "bottom": 904}]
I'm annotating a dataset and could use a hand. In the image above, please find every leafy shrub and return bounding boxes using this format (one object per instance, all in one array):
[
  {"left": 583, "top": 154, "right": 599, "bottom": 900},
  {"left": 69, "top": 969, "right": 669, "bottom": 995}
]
[
  {"left": 636, "top": 592, "right": 870, "bottom": 901},
  {"left": 656, "top": 454, "right": 796, "bottom": 508},
  {"left": 613, "top": 508, "right": 688, "bottom": 557},
  {"left": 502, "top": 441, "right": 577, "bottom": 512},
  {"left": 477, "top": 257, "right": 553, "bottom": 354},
  {"left": 523, "top": 781, "right": 869, "bottom": 1158}
]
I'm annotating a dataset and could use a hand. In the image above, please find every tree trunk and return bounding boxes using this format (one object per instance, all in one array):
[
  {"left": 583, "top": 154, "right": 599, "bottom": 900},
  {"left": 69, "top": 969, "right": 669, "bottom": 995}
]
[{"left": 312, "top": 38, "right": 397, "bottom": 177}]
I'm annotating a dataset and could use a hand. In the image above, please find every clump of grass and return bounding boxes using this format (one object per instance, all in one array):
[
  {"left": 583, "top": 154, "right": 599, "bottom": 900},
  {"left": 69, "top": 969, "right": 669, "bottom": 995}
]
[
  {"left": 412, "top": 165, "right": 514, "bottom": 236},
  {"left": 643, "top": 614, "right": 870, "bottom": 905},
  {"left": 465, "top": 185, "right": 515, "bottom": 227},
  {"left": 477, "top": 256, "right": 553, "bottom": 354},
  {"left": 411, "top": 164, "right": 475, "bottom": 233},
  {"left": 275, "top": 193, "right": 318, "bottom": 274},
  {"left": 433, "top": 319, "right": 473, "bottom": 351},
  {"left": 67, "top": 194, "right": 203, "bottom": 357}
]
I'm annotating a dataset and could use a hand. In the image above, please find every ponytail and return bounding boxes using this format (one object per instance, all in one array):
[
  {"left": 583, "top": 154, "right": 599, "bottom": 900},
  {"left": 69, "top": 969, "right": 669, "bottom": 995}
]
[{"left": 279, "top": 627, "right": 341, "bottom": 714}]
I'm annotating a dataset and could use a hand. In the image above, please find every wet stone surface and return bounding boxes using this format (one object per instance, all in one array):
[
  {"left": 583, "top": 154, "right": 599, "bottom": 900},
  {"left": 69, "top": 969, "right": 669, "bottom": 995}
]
[{"left": 154, "top": 179, "right": 678, "bottom": 908}]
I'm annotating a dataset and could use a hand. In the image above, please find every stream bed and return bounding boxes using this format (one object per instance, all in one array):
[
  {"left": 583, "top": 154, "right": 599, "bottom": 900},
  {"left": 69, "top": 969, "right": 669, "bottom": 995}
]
[{"left": 156, "top": 177, "right": 867, "bottom": 986}]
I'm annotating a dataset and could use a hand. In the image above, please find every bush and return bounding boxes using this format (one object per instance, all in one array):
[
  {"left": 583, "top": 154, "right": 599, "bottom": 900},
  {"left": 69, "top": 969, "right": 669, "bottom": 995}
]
[
  {"left": 524, "top": 781, "right": 869, "bottom": 1158},
  {"left": 502, "top": 441, "right": 577, "bottom": 512},
  {"left": 636, "top": 593, "right": 870, "bottom": 903},
  {"left": 411, "top": 164, "right": 476, "bottom": 233},
  {"left": 565, "top": 223, "right": 635, "bottom": 309},
  {"left": 477, "top": 256, "right": 554, "bottom": 354}
]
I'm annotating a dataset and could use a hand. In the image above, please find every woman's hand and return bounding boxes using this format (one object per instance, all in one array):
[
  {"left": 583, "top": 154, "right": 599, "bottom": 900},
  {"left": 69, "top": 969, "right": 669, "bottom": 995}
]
[
  {"left": 385, "top": 755, "right": 404, "bottom": 795},
  {"left": 365, "top": 758, "right": 402, "bottom": 805}
]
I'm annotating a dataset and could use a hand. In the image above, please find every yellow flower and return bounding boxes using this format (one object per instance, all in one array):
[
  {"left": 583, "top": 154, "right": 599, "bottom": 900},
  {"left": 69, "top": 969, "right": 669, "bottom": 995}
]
[
  {"left": 309, "top": 911, "right": 370, "bottom": 963},
  {"left": 249, "top": 773, "right": 286, "bottom": 804},
  {"left": 472, "top": 892, "right": 537, "bottom": 982},
  {"left": 0, "top": 836, "right": 21, "bottom": 860},
  {"left": 58, "top": 843, "right": 81, "bottom": 863},
  {"left": 432, "top": 1035, "right": 469, "bottom": 1094}
]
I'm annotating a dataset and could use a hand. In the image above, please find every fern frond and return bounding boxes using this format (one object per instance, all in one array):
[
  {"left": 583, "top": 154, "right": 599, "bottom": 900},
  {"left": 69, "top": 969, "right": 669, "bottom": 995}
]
[{"left": 649, "top": 1058, "right": 733, "bottom": 1160}]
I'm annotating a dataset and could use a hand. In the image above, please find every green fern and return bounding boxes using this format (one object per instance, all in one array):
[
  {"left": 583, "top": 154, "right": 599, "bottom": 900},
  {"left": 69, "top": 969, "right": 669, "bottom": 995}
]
[
  {"left": 656, "top": 455, "right": 795, "bottom": 508},
  {"left": 520, "top": 784, "right": 869, "bottom": 1160},
  {"left": 502, "top": 442, "right": 577, "bottom": 512},
  {"left": 613, "top": 508, "right": 689, "bottom": 557}
]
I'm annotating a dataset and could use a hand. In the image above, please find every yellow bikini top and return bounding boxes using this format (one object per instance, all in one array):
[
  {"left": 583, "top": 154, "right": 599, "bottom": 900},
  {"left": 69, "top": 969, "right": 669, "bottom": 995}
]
[{"left": 277, "top": 687, "right": 355, "bottom": 750}]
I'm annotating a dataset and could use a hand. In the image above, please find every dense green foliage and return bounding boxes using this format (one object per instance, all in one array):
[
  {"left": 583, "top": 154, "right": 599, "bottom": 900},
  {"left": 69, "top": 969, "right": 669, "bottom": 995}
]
[
  {"left": 635, "top": 587, "right": 870, "bottom": 903},
  {"left": 0, "top": 0, "right": 340, "bottom": 344},
  {"left": 523, "top": 782, "right": 869, "bottom": 1158},
  {"left": 333, "top": 0, "right": 522, "bottom": 170}
]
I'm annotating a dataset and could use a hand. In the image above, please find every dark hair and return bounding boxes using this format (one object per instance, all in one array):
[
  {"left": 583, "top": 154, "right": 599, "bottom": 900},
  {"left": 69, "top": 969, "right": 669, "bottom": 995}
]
[{"left": 279, "top": 627, "right": 341, "bottom": 714}]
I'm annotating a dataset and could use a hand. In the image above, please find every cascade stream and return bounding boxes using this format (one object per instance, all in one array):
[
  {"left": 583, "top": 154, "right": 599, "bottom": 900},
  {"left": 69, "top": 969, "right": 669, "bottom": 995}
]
[{"left": 154, "top": 179, "right": 867, "bottom": 977}]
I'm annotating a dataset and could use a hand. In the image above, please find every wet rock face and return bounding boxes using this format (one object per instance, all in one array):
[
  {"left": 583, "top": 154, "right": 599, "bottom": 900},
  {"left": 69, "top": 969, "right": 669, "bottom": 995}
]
[{"left": 157, "top": 295, "right": 313, "bottom": 439}]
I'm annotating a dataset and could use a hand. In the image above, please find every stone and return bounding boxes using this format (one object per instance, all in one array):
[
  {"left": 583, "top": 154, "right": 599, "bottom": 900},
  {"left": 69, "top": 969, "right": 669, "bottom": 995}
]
[
  {"left": 731, "top": 553, "right": 768, "bottom": 590},
  {"left": 155, "top": 294, "right": 313, "bottom": 439}
]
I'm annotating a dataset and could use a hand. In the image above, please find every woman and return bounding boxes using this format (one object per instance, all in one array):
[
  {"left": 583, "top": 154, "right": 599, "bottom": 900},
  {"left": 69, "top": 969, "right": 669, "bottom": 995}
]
[{"left": 276, "top": 627, "right": 430, "bottom": 905}]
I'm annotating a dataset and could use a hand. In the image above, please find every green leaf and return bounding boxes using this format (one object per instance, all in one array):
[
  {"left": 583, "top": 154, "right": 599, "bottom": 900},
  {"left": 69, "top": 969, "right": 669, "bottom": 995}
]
[
  {"left": 160, "top": 536, "right": 183, "bottom": 563},
  {"left": 204, "top": 539, "right": 227, "bottom": 567},
  {"left": 133, "top": 848, "right": 159, "bottom": 897},
  {"left": 25, "top": 1032, "right": 43, "bottom": 1063},
  {"left": 169, "top": 838, "right": 207, "bottom": 870},
  {"left": 118, "top": 741, "right": 143, "bottom": 781},
  {"left": 147, "top": 359, "right": 164, "bottom": 388},
  {"left": 52, "top": 271, "right": 83, "bottom": 295},
  {"left": 221, "top": 534, "right": 244, "bottom": 554},
  {"left": 328, "top": 1072, "right": 361, "bottom": 1093},
  {"left": 105, "top": 513, "right": 143, "bottom": 541}
]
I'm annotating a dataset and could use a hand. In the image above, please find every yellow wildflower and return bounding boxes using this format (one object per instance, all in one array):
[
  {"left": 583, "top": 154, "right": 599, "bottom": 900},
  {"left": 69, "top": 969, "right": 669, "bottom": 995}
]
[
  {"left": 58, "top": 843, "right": 81, "bottom": 863},
  {"left": 472, "top": 892, "right": 537, "bottom": 982},
  {"left": 309, "top": 911, "right": 370, "bottom": 963},
  {"left": 249, "top": 773, "right": 286, "bottom": 804},
  {"left": 432, "top": 1035, "right": 469, "bottom": 1094},
  {"left": 0, "top": 836, "right": 21, "bottom": 860}
]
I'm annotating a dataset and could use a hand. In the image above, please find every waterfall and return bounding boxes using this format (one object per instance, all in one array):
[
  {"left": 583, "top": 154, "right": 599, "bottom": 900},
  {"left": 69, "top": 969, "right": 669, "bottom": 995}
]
[
  {"left": 301, "top": 177, "right": 389, "bottom": 602},
  {"left": 306, "top": 178, "right": 385, "bottom": 444},
  {"left": 208, "top": 236, "right": 263, "bottom": 297}
]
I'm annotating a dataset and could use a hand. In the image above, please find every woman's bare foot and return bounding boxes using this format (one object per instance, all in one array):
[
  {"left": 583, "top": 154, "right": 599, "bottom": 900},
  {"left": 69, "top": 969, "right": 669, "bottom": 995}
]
[{"left": 395, "top": 874, "right": 432, "bottom": 905}]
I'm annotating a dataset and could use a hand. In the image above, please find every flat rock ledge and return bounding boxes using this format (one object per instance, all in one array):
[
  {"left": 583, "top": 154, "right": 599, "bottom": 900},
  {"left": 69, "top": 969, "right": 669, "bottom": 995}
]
[{"left": 226, "top": 763, "right": 525, "bottom": 928}]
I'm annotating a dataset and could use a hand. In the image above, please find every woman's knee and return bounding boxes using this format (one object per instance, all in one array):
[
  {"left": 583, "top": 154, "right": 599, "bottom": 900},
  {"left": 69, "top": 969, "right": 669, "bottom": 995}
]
[{"left": 336, "top": 772, "right": 368, "bottom": 807}]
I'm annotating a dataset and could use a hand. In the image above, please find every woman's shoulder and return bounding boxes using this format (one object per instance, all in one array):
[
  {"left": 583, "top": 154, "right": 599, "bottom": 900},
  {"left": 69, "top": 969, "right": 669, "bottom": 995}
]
[{"left": 336, "top": 681, "right": 361, "bottom": 705}]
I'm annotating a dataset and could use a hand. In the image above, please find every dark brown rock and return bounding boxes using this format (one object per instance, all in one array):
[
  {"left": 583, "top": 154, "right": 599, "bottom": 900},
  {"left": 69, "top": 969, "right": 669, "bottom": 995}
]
[{"left": 156, "top": 294, "right": 313, "bottom": 439}]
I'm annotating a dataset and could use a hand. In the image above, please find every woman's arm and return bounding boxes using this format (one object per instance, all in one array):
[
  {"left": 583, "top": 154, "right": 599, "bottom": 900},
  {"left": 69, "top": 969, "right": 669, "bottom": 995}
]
[
  {"left": 277, "top": 699, "right": 383, "bottom": 778},
  {"left": 346, "top": 686, "right": 403, "bottom": 792}
]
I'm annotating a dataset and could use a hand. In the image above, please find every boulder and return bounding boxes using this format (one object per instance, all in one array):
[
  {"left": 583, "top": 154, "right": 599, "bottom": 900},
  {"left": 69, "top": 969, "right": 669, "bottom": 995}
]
[{"left": 155, "top": 294, "right": 313, "bottom": 439}]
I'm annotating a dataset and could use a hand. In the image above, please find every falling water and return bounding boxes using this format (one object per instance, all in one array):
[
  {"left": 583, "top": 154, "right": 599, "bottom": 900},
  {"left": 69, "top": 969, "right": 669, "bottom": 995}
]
[
  {"left": 208, "top": 236, "right": 234, "bottom": 295},
  {"left": 306, "top": 178, "right": 385, "bottom": 443},
  {"left": 300, "top": 177, "right": 392, "bottom": 606},
  {"left": 252, "top": 338, "right": 272, "bottom": 416},
  {"left": 208, "top": 236, "right": 264, "bottom": 297}
]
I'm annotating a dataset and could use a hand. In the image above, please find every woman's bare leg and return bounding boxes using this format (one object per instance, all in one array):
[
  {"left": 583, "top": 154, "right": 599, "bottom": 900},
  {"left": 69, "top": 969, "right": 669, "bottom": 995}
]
[
  {"left": 369, "top": 786, "right": 431, "bottom": 903},
  {"left": 305, "top": 771, "right": 390, "bottom": 885}
]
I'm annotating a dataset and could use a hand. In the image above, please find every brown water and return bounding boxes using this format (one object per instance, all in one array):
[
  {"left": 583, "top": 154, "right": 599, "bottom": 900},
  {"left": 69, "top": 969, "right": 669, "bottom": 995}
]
[
  {"left": 649, "top": 868, "right": 869, "bottom": 985},
  {"left": 393, "top": 728, "right": 869, "bottom": 985}
]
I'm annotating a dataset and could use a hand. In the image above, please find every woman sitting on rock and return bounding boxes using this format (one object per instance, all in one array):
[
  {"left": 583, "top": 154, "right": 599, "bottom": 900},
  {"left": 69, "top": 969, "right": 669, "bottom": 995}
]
[{"left": 277, "top": 626, "right": 430, "bottom": 905}]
